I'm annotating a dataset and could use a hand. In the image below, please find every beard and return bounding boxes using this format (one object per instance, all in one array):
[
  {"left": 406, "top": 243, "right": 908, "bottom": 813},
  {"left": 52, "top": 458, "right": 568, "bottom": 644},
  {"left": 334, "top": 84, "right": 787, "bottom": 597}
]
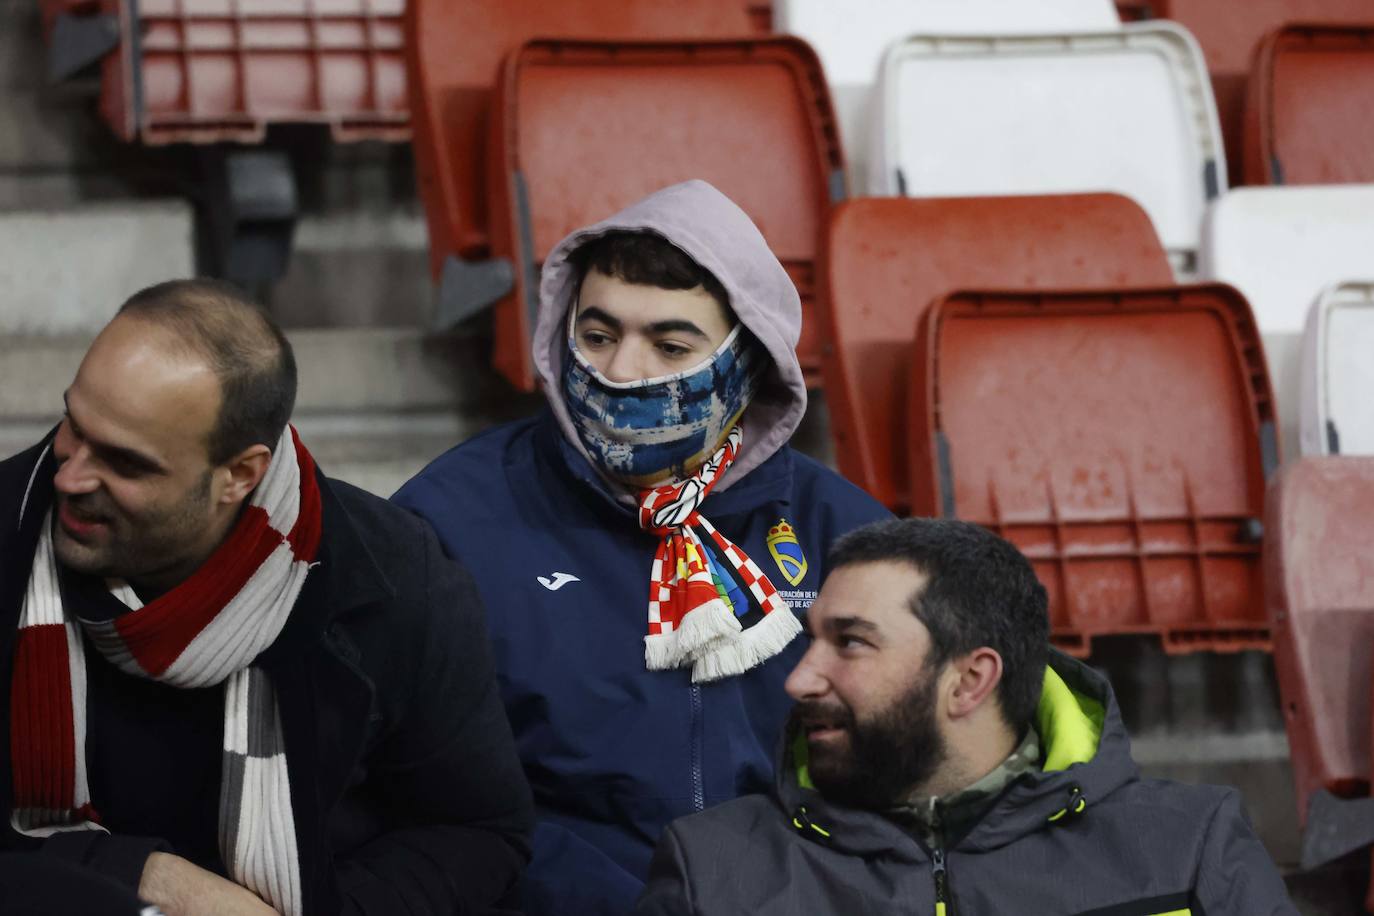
[
  {"left": 52, "top": 469, "right": 214, "bottom": 583},
  {"left": 790, "top": 663, "right": 948, "bottom": 810}
]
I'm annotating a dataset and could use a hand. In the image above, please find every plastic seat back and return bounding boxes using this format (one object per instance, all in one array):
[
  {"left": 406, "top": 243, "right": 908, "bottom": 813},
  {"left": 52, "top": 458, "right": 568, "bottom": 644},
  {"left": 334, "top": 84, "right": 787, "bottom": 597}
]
[
  {"left": 1155, "top": 0, "right": 1371, "bottom": 181},
  {"left": 821, "top": 194, "right": 1172, "bottom": 513},
  {"left": 1200, "top": 185, "right": 1374, "bottom": 460},
  {"left": 99, "top": 0, "right": 409, "bottom": 144},
  {"left": 1300, "top": 282, "right": 1374, "bottom": 456},
  {"left": 1201, "top": 186, "right": 1374, "bottom": 334},
  {"left": 1266, "top": 456, "right": 1374, "bottom": 824},
  {"left": 1244, "top": 23, "right": 1374, "bottom": 185},
  {"left": 406, "top": 0, "right": 759, "bottom": 273},
  {"left": 869, "top": 23, "right": 1225, "bottom": 271},
  {"left": 486, "top": 37, "right": 843, "bottom": 391},
  {"left": 911, "top": 285, "right": 1278, "bottom": 656},
  {"left": 775, "top": 0, "right": 1120, "bottom": 191}
]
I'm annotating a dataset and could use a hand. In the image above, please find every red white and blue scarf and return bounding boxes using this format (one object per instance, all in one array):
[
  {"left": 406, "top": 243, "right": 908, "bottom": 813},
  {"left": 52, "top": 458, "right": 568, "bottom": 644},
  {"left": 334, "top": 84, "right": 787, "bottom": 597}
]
[{"left": 640, "top": 426, "right": 801, "bottom": 682}]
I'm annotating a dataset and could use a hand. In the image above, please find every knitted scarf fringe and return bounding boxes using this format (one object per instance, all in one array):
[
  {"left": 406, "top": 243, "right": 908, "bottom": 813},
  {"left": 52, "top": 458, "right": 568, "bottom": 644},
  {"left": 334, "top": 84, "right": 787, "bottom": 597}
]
[{"left": 689, "top": 605, "right": 802, "bottom": 683}]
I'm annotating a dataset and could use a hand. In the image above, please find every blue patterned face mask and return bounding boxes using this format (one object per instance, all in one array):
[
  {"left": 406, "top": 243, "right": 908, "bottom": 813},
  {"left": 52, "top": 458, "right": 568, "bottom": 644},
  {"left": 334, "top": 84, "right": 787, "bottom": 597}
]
[{"left": 562, "top": 314, "right": 767, "bottom": 487}]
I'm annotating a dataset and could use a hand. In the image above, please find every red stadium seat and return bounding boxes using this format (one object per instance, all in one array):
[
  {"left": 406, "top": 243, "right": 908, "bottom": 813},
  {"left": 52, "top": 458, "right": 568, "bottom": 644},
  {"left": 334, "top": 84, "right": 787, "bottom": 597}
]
[
  {"left": 405, "top": 0, "right": 763, "bottom": 278},
  {"left": 910, "top": 285, "right": 1278, "bottom": 657},
  {"left": 1153, "top": 0, "right": 1371, "bottom": 182},
  {"left": 820, "top": 195, "right": 1173, "bottom": 515},
  {"left": 1244, "top": 23, "right": 1374, "bottom": 185},
  {"left": 96, "top": 0, "right": 410, "bottom": 144},
  {"left": 485, "top": 37, "right": 844, "bottom": 391},
  {"left": 1266, "top": 457, "right": 1374, "bottom": 826}
]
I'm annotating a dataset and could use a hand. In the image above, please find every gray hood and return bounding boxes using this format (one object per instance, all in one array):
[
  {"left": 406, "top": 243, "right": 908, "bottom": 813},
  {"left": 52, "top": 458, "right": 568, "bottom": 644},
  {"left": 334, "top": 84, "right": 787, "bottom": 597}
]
[{"left": 532, "top": 179, "right": 808, "bottom": 491}]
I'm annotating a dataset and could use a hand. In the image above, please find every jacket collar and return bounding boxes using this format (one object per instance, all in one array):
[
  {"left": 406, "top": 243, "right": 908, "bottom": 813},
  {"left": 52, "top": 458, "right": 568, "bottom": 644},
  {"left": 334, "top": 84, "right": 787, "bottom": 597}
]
[
  {"left": 0, "top": 436, "right": 60, "bottom": 649},
  {"left": 258, "top": 470, "right": 394, "bottom": 668},
  {"left": 889, "top": 726, "right": 1041, "bottom": 851},
  {"left": 772, "top": 651, "right": 1139, "bottom": 859}
]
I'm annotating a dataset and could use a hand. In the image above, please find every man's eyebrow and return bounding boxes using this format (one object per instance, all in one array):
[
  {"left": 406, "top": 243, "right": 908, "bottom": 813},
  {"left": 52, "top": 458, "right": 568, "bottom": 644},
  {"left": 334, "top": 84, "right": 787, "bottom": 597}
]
[
  {"left": 822, "top": 616, "right": 880, "bottom": 636},
  {"left": 62, "top": 391, "right": 168, "bottom": 474},
  {"left": 575, "top": 306, "right": 622, "bottom": 333},
  {"left": 576, "top": 308, "right": 712, "bottom": 342},
  {"left": 645, "top": 319, "right": 710, "bottom": 340}
]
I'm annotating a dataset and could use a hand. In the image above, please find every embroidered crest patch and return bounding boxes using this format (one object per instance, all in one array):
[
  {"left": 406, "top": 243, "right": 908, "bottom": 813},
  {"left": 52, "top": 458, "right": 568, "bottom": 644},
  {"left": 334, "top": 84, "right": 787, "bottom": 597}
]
[{"left": 766, "top": 518, "right": 809, "bottom": 587}]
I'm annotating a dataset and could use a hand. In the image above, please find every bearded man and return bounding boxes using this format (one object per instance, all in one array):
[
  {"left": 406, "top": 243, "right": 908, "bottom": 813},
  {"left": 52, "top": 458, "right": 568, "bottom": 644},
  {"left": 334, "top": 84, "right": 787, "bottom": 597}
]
[
  {"left": 0, "top": 280, "right": 532, "bottom": 915},
  {"left": 636, "top": 518, "right": 1297, "bottom": 916}
]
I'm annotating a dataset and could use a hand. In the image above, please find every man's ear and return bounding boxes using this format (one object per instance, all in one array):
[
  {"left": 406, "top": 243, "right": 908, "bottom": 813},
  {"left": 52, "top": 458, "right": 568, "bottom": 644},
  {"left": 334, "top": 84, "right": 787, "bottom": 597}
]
[
  {"left": 947, "top": 647, "right": 1004, "bottom": 720},
  {"left": 217, "top": 444, "right": 272, "bottom": 505}
]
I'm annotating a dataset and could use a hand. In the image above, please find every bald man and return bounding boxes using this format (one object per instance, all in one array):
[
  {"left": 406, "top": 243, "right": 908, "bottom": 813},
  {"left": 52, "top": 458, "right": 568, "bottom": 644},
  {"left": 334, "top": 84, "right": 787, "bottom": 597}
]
[{"left": 0, "top": 280, "right": 532, "bottom": 915}]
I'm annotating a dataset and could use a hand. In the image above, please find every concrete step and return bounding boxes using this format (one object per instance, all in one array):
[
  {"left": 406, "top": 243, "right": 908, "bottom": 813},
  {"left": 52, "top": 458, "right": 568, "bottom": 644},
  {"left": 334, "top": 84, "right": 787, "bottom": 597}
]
[
  {"left": 0, "top": 325, "right": 538, "bottom": 419},
  {"left": 0, "top": 202, "right": 195, "bottom": 335}
]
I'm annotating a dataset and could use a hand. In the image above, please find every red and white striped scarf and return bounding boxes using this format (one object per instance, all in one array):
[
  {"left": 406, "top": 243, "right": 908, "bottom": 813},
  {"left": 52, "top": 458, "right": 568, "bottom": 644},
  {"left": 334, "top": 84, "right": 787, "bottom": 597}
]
[
  {"left": 10, "top": 426, "right": 321, "bottom": 916},
  {"left": 640, "top": 426, "right": 801, "bottom": 682}
]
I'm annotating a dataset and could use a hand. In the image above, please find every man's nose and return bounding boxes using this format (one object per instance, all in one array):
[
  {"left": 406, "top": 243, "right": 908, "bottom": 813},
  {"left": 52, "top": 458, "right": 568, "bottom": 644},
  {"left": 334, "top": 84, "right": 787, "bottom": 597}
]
[
  {"left": 602, "top": 341, "right": 650, "bottom": 385},
  {"left": 784, "top": 643, "right": 830, "bottom": 701},
  {"left": 53, "top": 442, "right": 100, "bottom": 496}
]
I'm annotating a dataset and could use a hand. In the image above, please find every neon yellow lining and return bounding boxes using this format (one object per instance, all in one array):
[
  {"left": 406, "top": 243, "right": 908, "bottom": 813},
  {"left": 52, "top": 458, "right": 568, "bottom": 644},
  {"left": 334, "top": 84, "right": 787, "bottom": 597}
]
[
  {"left": 793, "top": 732, "right": 816, "bottom": 790},
  {"left": 1036, "top": 666, "right": 1105, "bottom": 772},
  {"left": 1149, "top": 910, "right": 1190, "bottom": 916}
]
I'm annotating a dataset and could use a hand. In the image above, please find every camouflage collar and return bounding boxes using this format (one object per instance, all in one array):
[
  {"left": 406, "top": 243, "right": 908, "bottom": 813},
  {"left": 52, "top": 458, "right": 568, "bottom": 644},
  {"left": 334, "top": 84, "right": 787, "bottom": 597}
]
[{"left": 889, "top": 727, "right": 1042, "bottom": 849}]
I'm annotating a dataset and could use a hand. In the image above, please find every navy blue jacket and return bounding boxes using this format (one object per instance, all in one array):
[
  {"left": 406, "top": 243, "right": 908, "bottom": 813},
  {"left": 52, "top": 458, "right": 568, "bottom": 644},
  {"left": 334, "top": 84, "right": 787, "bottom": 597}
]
[{"left": 393, "top": 413, "right": 890, "bottom": 916}]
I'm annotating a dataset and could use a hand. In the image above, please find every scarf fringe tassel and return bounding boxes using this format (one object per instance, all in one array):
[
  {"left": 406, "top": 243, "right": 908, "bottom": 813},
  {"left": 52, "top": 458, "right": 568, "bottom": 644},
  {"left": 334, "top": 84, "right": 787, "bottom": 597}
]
[
  {"left": 689, "top": 606, "right": 803, "bottom": 683},
  {"left": 644, "top": 598, "right": 741, "bottom": 670}
]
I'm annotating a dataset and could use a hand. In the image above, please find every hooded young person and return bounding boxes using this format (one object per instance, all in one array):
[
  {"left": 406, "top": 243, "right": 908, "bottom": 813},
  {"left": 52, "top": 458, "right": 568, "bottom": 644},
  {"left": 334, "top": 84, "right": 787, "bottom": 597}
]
[
  {"left": 393, "top": 180, "right": 891, "bottom": 915},
  {"left": 636, "top": 519, "right": 1297, "bottom": 916}
]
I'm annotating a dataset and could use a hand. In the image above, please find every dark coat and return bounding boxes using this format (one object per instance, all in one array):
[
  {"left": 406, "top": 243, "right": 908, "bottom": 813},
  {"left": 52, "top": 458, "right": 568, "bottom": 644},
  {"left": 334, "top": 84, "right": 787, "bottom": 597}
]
[
  {"left": 392, "top": 413, "right": 892, "bottom": 916},
  {"left": 0, "top": 436, "right": 534, "bottom": 915},
  {"left": 636, "top": 651, "right": 1298, "bottom": 916}
]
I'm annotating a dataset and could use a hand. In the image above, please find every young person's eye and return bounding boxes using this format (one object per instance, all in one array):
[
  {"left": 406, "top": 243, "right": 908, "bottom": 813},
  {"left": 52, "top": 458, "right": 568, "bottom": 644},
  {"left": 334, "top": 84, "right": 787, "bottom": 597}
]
[
  {"left": 837, "top": 635, "right": 872, "bottom": 651},
  {"left": 656, "top": 341, "right": 693, "bottom": 359},
  {"left": 580, "top": 330, "right": 613, "bottom": 348}
]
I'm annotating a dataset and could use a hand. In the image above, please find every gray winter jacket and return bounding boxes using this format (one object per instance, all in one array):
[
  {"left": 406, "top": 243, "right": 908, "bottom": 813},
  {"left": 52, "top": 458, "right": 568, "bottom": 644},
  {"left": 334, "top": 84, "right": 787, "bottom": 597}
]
[{"left": 635, "top": 651, "right": 1296, "bottom": 916}]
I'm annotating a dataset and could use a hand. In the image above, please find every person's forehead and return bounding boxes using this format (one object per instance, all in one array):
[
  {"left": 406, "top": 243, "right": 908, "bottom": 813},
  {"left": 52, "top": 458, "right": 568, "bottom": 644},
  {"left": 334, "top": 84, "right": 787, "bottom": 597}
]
[
  {"left": 812, "top": 561, "right": 931, "bottom": 634},
  {"left": 71, "top": 319, "right": 221, "bottom": 460}
]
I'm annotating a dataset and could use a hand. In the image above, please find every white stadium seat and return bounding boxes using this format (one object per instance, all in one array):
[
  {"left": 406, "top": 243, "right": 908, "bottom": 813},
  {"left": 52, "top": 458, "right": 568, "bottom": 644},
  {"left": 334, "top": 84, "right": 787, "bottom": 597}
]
[
  {"left": 1299, "top": 281, "right": 1374, "bottom": 457},
  {"left": 867, "top": 22, "right": 1223, "bottom": 274},
  {"left": 776, "top": 0, "right": 1120, "bottom": 192},
  {"left": 1201, "top": 185, "right": 1374, "bottom": 461}
]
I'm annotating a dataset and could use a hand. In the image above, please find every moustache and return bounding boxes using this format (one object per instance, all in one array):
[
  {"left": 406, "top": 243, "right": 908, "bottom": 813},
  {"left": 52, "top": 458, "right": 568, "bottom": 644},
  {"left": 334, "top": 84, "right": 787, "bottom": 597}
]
[
  {"left": 790, "top": 699, "right": 856, "bottom": 733},
  {"left": 57, "top": 492, "right": 115, "bottom": 525}
]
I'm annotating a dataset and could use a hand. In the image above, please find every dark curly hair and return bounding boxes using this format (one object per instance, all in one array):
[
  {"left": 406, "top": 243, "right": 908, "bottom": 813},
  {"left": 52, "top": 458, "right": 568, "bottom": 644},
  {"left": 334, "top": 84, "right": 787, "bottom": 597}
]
[{"left": 827, "top": 518, "right": 1051, "bottom": 731}]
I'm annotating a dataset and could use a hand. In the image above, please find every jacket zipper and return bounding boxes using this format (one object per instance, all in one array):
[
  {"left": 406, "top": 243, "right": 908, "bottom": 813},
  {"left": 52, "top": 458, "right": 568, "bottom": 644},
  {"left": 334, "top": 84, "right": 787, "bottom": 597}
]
[
  {"left": 689, "top": 684, "right": 705, "bottom": 811},
  {"left": 931, "top": 846, "right": 950, "bottom": 916}
]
